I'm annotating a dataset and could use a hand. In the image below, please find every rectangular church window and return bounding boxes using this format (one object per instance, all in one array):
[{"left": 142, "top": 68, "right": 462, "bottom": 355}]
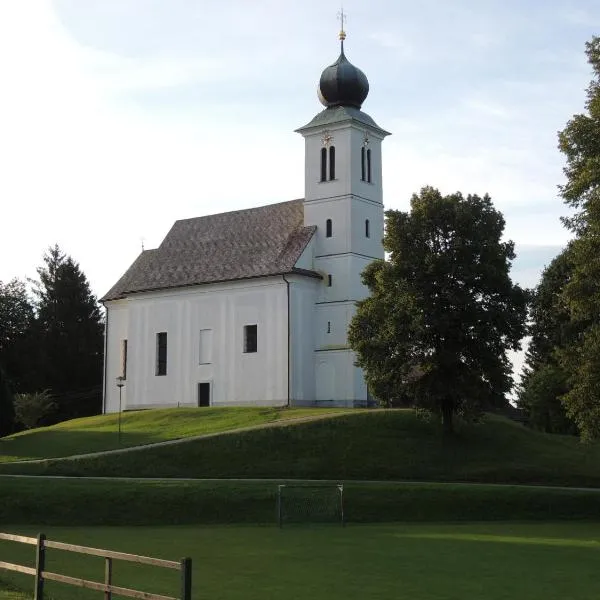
[
  {"left": 244, "top": 325, "right": 257, "bottom": 353},
  {"left": 199, "top": 329, "right": 213, "bottom": 364},
  {"left": 156, "top": 332, "right": 167, "bottom": 376},
  {"left": 120, "top": 339, "right": 128, "bottom": 379}
]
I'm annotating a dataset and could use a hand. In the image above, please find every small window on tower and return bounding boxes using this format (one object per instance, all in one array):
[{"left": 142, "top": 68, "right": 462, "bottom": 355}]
[
  {"left": 326, "top": 219, "right": 332, "bottom": 238},
  {"left": 327, "top": 321, "right": 331, "bottom": 334},
  {"left": 244, "top": 325, "right": 257, "bottom": 353},
  {"left": 329, "top": 146, "right": 336, "bottom": 180},
  {"left": 361, "top": 146, "right": 366, "bottom": 181},
  {"left": 320, "top": 148, "right": 327, "bottom": 182},
  {"left": 327, "top": 274, "right": 332, "bottom": 287},
  {"left": 365, "top": 219, "right": 370, "bottom": 238},
  {"left": 367, "top": 148, "right": 372, "bottom": 183}
]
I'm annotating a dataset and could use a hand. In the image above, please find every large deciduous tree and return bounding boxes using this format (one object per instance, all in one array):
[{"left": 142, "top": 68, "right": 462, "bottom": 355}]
[
  {"left": 517, "top": 246, "right": 579, "bottom": 434},
  {"left": 556, "top": 37, "right": 600, "bottom": 440},
  {"left": 33, "top": 245, "right": 104, "bottom": 420},
  {"left": 349, "top": 187, "right": 529, "bottom": 433}
]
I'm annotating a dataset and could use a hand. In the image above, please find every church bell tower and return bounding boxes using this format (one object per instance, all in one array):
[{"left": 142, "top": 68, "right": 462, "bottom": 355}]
[{"left": 296, "top": 22, "right": 390, "bottom": 406}]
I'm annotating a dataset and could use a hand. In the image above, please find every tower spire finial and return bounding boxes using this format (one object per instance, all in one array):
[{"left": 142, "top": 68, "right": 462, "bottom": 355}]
[{"left": 337, "top": 7, "right": 346, "bottom": 50}]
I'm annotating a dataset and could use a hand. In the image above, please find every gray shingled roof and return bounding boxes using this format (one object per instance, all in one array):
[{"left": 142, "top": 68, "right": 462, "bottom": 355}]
[
  {"left": 102, "top": 199, "right": 318, "bottom": 301},
  {"left": 296, "top": 105, "right": 390, "bottom": 134}
]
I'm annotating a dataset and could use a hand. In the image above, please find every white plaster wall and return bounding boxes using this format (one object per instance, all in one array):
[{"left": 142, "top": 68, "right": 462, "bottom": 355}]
[
  {"left": 299, "top": 116, "right": 388, "bottom": 408},
  {"left": 302, "top": 122, "right": 386, "bottom": 205},
  {"left": 294, "top": 235, "right": 316, "bottom": 270},
  {"left": 315, "top": 349, "right": 367, "bottom": 406},
  {"left": 103, "top": 277, "right": 290, "bottom": 412},
  {"left": 104, "top": 301, "right": 129, "bottom": 413},
  {"left": 315, "top": 301, "right": 355, "bottom": 349},
  {"left": 288, "top": 275, "right": 318, "bottom": 403},
  {"left": 350, "top": 197, "right": 385, "bottom": 259}
]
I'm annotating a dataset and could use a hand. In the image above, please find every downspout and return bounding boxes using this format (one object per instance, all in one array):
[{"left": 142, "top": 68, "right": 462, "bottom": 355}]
[
  {"left": 101, "top": 302, "right": 108, "bottom": 414},
  {"left": 282, "top": 274, "right": 291, "bottom": 407}
]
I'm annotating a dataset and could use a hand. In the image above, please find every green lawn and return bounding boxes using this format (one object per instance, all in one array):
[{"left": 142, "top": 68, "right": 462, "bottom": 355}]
[
  {"left": 2, "top": 477, "right": 600, "bottom": 526},
  {"left": 4, "top": 410, "right": 600, "bottom": 487},
  {"left": 0, "top": 407, "right": 348, "bottom": 463},
  {"left": 2, "top": 523, "right": 600, "bottom": 600}
]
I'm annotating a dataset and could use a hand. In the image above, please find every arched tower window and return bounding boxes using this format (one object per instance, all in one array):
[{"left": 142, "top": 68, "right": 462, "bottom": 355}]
[
  {"left": 327, "top": 274, "right": 333, "bottom": 287},
  {"left": 367, "top": 148, "right": 372, "bottom": 183},
  {"left": 326, "top": 219, "right": 332, "bottom": 238},
  {"left": 329, "top": 146, "right": 336, "bottom": 180},
  {"left": 361, "top": 147, "right": 366, "bottom": 181},
  {"left": 365, "top": 219, "right": 370, "bottom": 238},
  {"left": 320, "top": 148, "right": 327, "bottom": 182}
]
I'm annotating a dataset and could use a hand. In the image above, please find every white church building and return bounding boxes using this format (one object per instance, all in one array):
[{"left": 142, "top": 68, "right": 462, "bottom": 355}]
[{"left": 101, "top": 29, "right": 390, "bottom": 412}]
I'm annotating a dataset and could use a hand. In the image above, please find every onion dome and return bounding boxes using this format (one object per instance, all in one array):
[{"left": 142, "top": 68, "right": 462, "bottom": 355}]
[{"left": 318, "top": 29, "right": 369, "bottom": 109}]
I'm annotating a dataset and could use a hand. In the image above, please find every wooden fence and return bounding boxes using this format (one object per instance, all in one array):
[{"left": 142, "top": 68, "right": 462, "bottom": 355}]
[{"left": 0, "top": 532, "right": 192, "bottom": 600}]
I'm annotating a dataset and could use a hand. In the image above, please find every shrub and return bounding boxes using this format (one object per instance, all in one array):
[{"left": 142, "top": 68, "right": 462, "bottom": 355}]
[{"left": 14, "top": 390, "right": 58, "bottom": 429}]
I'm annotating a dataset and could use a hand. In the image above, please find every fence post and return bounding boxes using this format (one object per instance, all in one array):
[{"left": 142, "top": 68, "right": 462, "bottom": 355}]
[
  {"left": 180, "top": 557, "right": 192, "bottom": 600},
  {"left": 104, "top": 557, "right": 113, "bottom": 600},
  {"left": 34, "top": 533, "right": 46, "bottom": 600}
]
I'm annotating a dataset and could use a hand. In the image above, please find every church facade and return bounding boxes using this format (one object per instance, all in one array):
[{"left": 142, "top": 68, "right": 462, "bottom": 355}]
[{"left": 101, "top": 31, "right": 390, "bottom": 412}]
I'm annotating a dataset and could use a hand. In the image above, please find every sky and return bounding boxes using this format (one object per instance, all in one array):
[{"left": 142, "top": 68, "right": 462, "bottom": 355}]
[{"left": 0, "top": 1, "right": 597, "bottom": 300}]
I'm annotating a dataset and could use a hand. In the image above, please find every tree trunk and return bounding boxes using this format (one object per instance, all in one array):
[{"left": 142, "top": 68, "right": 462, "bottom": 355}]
[{"left": 441, "top": 398, "right": 454, "bottom": 435}]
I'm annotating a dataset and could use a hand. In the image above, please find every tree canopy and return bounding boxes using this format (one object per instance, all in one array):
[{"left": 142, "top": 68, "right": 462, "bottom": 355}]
[
  {"left": 555, "top": 37, "right": 600, "bottom": 440},
  {"left": 0, "top": 364, "right": 15, "bottom": 437},
  {"left": 517, "top": 246, "right": 578, "bottom": 434},
  {"left": 0, "top": 278, "right": 36, "bottom": 393},
  {"left": 32, "top": 245, "right": 104, "bottom": 420},
  {"left": 349, "top": 187, "right": 529, "bottom": 433}
]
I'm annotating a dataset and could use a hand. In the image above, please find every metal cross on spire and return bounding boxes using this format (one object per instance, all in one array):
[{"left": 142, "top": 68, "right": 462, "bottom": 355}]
[{"left": 337, "top": 7, "right": 347, "bottom": 44}]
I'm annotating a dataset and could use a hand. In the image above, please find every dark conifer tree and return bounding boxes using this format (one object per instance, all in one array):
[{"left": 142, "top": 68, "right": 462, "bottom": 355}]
[
  {"left": 0, "top": 364, "right": 16, "bottom": 437},
  {"left": 33, "top": 245, "right": 104, "bottom": 420}
]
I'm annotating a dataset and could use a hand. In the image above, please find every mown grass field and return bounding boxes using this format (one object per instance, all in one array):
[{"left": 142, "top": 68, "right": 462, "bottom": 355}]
[
  {"left": 3, "top": 410, "right": 600, "bottom": 487},
  {"left": 0, "top": 407, "right": 348, "bottom": 463},
  {"left": 2, "top": 522, "right": 600, "bottom": 600},
  {"left": 2, "top": 477, "right": 600, "bottom": 526}
]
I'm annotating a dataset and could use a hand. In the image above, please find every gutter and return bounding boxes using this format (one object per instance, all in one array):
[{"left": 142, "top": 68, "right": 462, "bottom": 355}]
[
  {"left": 282, "top": 274, "right": 291, "bottom": 407},
  {"left": 101, "top": 302, "right": 108, "bottom": 414}
]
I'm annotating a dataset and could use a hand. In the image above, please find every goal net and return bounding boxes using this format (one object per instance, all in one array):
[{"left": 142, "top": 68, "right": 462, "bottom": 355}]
[{"left": 277, "top": 484, "right": 345, "bottom": 527}]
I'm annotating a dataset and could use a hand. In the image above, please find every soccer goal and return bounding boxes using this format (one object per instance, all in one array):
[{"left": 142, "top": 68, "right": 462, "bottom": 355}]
[{"left": 277, "top": 483, "right": 345, "bottom": 527}]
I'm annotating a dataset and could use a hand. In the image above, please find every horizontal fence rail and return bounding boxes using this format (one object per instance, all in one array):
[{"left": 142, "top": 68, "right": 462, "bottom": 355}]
[{"left": 0, "top": 531, "right": 192, "bottom": 600}]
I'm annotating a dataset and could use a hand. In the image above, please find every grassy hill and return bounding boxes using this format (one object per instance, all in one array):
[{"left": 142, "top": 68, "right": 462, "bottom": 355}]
[
  {"left": 2, "top": 409, "right": 600, "bottom": 487},
  {"left": 0, "top": 407, "right": 348, "bottom": 463}
]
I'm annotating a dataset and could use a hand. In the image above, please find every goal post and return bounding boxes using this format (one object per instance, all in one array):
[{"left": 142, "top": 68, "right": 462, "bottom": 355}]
[{"left": 277, "top": 483, "right": 345, "bottom": 527}]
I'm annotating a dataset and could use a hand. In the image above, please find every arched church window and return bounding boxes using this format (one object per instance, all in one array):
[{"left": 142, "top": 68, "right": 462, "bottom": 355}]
[
  {"left": 320, "top": 148, "right": 327, "bottom": 182},
  {"left": 361, "top": 147, "right": 366, "bottom": 181},
  {"left": 329, "top": 146, "right": 336, "bottom": 180},
  {"left": 367, "top": 148, "right": 372, "bottom": 183},
  {"left": 365, "top": 219, "right": 370, "bottom": 238},
  {"left": 326, "top": 219, "right": 332, "bottom": 238}
]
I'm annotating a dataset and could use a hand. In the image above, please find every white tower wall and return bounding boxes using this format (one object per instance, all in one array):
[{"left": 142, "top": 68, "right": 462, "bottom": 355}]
[{"left": 298, "top": 111, "right": 389, "bottom": 406}]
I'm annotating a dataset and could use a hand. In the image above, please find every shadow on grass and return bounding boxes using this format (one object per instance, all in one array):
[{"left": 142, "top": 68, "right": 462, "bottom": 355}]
[{"left": 0, "top": 430, "right": 155, "bottom": 462}]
